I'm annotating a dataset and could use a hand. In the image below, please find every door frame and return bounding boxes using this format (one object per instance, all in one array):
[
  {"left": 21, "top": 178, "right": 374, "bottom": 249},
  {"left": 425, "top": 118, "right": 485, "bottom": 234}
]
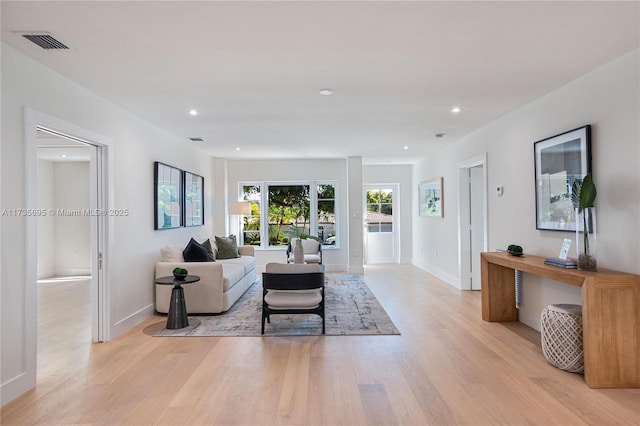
[
  {"left": 363, "top": 183, "right": 400, "bottom": 264},
  {"left": 458, "top": 154, "right": 488, "bottom": 290},
  {"left": 23, "top": 108, "right": 113, "bottom": 392}
]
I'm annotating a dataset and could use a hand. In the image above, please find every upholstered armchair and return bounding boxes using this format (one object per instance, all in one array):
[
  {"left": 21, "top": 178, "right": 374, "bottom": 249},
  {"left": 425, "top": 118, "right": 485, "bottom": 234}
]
[
  {"left": 285, "top": 237, "right": 322, "bottom": 264},
  {"left": 261, "top": 263, "right": 325, "bottom": 334}
]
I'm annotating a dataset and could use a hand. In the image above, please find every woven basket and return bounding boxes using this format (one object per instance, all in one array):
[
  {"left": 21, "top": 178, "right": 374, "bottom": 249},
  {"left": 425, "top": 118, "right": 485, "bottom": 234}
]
[{"left": 541, "top": 304, "right": 584, "bottom": 374}]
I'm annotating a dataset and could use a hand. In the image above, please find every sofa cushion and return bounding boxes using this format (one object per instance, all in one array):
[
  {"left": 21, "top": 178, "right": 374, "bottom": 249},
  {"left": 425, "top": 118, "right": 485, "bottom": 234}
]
[
  {"left": 220, "top": 263, "right": 245, "bottom": 292},
  {"left": 265, "top": 289, "right": 322, "bottom": 309},
  {"left": 303, "top": 254, "right": 322, "bottom": 264},
  {"left": 217, "top": 256, "right": 256, "bottom": 275},
  {"left": 200, "top": 239, "right": 217, "bottom": 261},
  {"left": 301, "top": 239, "right": 321, "bottom": 253},
  {"left": 216, "top": 235, "right": 240, "bottom": 259},
  {"left": 183, "top": 238, "right": 209, "bottom": 262},
  {"left": 161, "top": 246, "right": 184, "bottom": 262}
]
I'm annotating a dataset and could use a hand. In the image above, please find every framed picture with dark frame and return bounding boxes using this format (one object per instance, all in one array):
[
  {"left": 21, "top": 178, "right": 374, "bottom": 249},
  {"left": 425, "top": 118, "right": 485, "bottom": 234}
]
[
  {"left": 534, "top": 125, "right": 591, "bottom": 231},
  {"left": 183, "top": 171, "right": 204, "bottom": 227},
  {"left": 154, "top": 162, "right": 183, "bottom": 230},
  {"left": 419, "top": 177, "right": 444, "bottom": 217}
]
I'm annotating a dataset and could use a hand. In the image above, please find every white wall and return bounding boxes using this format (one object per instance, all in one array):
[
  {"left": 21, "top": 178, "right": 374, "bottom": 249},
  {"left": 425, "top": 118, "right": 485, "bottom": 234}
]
[
  {"left": 363, "top": 164, "right": 413, "bottom": 264},
  {"left": 226, "top": 158, "right": 350, "bottom": 271},
  {"left": 1, "top": 44, "right": 214, "bottom": 404},
  {"left": 36, "top": 160, "right": 91, "bottom": 277},
  {"left": 54, "top": 162, "right": 91, "bottom": 275},
  {"left": 37, "top": 159, "right": 56, "bottom": 278},
  {"left": 413, "top": 49, "right": 640, "bottom": 330}
]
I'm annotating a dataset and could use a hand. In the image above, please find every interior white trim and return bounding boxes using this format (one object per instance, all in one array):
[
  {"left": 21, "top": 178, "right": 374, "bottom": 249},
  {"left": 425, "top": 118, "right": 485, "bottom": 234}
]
[
  {"left": 457, "top": 153, "right": 488, "bottom": 291},
  {"left": 112, "top": 303, "right": 155, "bottom": 339},
  {"left": 5, "top": 108, "right": 114, "bottom": 406}
]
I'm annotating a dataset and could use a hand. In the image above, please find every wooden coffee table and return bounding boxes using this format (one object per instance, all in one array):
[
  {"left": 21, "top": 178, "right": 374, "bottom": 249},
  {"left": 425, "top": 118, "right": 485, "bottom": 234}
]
[{"left": 154, "top": 275, "right": 200, "bottom": 329}]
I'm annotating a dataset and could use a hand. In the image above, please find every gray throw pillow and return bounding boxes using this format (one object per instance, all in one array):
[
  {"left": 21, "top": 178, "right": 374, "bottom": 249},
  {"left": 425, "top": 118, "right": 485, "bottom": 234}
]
[
  {"left": 200, "top": 239, "right": 216, "bottom": 261},
  {"left": 215, "top": 235, "right": 240, "bottom": 259}
]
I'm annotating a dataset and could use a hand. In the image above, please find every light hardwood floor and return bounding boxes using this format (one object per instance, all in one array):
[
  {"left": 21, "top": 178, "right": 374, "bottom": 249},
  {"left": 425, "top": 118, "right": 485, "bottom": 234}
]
[{"left": 2, "top": 265, "right": 639, "bottom": 425}]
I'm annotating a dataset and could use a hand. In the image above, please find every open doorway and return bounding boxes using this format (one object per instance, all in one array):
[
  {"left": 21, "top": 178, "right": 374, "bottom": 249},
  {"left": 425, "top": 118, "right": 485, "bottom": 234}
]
[
  {"left": 36, "top": 132, "right": 93, "bottom": 366},
  {"left": 20, "top": 108, "right": 112, "bottom": 401},
  {"left": 363, "top": 184, "right": 400, "bottom": 264},
  {"left": 458, "top": 154, "right": 488, "bottom": 290}
]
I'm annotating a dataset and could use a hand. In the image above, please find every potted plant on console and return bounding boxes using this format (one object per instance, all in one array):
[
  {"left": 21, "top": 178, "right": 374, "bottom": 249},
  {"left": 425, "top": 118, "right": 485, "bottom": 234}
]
[{"left": 571, "top": 173, "right": 597, "bottom": 271}]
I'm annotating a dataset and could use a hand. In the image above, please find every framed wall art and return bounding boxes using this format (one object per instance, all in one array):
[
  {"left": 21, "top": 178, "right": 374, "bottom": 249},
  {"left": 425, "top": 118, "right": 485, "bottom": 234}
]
[
  {"left": 154, "top": 162, "right": 183, "bottom": 230},
  {"left": 419, "top": 177, "right": 443, "bottom": 217},
  {"left": 534, "top": 125, "right": 591, "bottom": 231},
  {"left": 183, "top": 171, "right": 204, "bottom": 227}
]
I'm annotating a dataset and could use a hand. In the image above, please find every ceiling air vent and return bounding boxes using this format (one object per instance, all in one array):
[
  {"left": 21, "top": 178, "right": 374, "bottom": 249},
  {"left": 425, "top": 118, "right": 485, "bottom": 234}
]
[
  {"left": 188, "top": 137, "right": 205, "bottom": 142},
  {"left": 21, "top": 33, "right": 69, "bottom": 50}
]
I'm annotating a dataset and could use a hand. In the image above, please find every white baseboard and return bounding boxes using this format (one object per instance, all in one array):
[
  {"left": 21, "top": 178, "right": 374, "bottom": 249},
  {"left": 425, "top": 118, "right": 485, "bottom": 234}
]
[
  {"left": 111, "top": 303, "right": 155, "bottom": 340},
  {"left": 348, "top": 265, "right": 364, "bottom": 275},
  {"left": 55, "top": 268, "right": 91, "bottom": 277},
  {"left": 518, "top": 309, "right": 542, "bottom": 332},
  {"left": 1, "top": 370, "right": 35, "bottom": 407},
  {"left": 38, "top": 269, "right": 90, "bottom": 279},
  {"left": 413, "top": 261, "right": 461, "bottom": 289},
  {"left": 37, "top": 269, "right": 56, "bottom": 279},
  {"left": 325, "top": 263, "right": 349, "bottom": 273}
]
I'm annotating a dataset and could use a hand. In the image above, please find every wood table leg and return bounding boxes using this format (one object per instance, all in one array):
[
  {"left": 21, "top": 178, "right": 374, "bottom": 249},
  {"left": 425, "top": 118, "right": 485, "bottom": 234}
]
[
  {"left": 481, "top": 256, "right": 518, "bottom": 322},
  {"left": 582, "top": 276, "right": 640, "bottom": 388}
]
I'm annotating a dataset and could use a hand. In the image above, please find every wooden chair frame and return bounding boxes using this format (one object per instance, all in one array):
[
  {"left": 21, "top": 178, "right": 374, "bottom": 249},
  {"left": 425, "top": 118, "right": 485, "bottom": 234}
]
[{"left": 261, "top": 271, "right": 325, "bottom": 334}]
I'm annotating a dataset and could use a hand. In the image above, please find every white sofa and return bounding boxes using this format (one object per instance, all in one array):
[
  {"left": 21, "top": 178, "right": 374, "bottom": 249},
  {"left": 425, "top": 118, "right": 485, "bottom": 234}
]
[{"left": 155, "top": 245, "right": 257, "bottom": 314}]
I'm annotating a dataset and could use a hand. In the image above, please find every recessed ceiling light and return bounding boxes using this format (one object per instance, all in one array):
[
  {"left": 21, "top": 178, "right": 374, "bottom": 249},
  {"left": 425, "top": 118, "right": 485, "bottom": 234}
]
[
  {"left": 451, "top": 107, "right": 461, "bottom": 113},
  {"left": 189, "top": 109, "right": 198, "bottom": 116},
  {"left": 318, "top": 89, "right": 333, "bottom": 96},
  {"left": 403, "top": 146, "right": 409, "bottom": 150},
  {"left": 236, "top": 147, "right": 241, "bottom": 151},
  {"left": 61, "top": 154, "right": 67, "bottom": 158}
]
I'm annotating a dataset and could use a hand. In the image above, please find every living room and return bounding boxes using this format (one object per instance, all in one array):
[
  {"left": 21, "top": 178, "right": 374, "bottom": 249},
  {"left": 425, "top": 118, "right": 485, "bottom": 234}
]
[{"left": 1, "top": 1, "right": 639, "bottom": 423}]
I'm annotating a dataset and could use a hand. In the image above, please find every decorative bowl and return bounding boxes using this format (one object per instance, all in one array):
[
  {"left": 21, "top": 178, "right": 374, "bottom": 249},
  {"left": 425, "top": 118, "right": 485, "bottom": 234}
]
[
  {"left": 507, "top": 250, "right": 524, "bottom": 257},
  {"left": 173, "top": 273, "right": 188, "bottom": 280}
]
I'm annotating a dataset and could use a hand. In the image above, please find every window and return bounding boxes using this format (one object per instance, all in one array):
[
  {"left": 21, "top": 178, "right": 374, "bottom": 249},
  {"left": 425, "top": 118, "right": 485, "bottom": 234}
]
[
  {"left": 317, "top": 184, "right": 336, "bottom": 245},
  {"left": 366, "top": 189, "right": 393, "bottom": 232},
  {"left": 240, "top": 185, "right": 261, "bottom": 246},
  {"left": 239, "top": 182, "right": 337, "bottom": 248}
]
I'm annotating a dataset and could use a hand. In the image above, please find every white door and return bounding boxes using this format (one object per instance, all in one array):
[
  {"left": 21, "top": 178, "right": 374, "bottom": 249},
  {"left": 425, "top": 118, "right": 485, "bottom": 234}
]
[
  {"left": 363, "top": 185, "right": 399, "bottom": 264},
  {"left": 469, "top": 166, "right": 484, "bottom": 290},
  {"left": 458, "top": 154, "right": 487, "bottom": 291}
]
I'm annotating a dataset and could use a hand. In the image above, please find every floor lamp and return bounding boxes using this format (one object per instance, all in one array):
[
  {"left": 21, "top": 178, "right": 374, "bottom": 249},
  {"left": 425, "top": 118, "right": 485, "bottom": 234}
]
[{"left": 228, "top": 202, "right": 251, "bottom": 242}]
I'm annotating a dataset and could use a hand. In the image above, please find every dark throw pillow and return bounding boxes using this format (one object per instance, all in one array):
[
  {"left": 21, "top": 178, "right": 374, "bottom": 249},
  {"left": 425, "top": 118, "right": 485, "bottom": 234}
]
[
  {"left": 183, "top": 238, "right": 209, "bottom": 262},
  {"left": 200, "top": 239, "right": 216, "bottom": 261},
  {"left": 215, "top": 235, "right": 240, "bottom": 259}
]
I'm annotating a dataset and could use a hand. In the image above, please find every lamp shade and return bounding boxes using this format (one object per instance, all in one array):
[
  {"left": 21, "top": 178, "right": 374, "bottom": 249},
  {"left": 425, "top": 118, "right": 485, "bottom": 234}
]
[{"left": 229, "top": 201, "right": 251, "bottom": 215}]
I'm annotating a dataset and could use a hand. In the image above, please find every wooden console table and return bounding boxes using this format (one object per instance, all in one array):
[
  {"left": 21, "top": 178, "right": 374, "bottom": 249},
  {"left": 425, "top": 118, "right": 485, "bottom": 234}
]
[{"left": 481, "top": 251, "right": 640, "bottom": 389}]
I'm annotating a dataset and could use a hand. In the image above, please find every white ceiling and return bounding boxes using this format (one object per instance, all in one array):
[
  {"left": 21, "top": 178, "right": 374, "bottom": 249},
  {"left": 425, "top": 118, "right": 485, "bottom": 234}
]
[
  {"left": 36, "top": 130, "right": 92, "bottom": 162},
  {"left": 2, "top": 1, "right": 638, "bottom": 164}
]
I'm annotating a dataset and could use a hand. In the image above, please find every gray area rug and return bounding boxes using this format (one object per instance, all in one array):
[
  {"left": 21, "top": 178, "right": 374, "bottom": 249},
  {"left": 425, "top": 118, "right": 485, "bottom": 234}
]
[{"left": 154, "top": 274, "right": 400, "bottom": 337}]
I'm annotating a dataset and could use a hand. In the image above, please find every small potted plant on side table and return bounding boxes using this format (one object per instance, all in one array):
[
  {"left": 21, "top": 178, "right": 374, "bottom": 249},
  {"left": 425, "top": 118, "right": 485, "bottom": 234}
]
[{"left": 173, "top": 267, "right": 188, "bottom": 280}]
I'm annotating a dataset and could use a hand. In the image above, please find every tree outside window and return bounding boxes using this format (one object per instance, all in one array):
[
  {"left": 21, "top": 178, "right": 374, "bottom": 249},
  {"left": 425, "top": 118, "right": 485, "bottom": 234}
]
[
  {"left": 241, "top": 185, "right": 261, "bottom": 246},
  {"left": 318, "top": 184, "right": 336, "bottom": 245},
  {"left": 239, "top": 182, "right": 337, "bottom": 248},
  {"left": 268, "top": 185, "right": 310, "bottom": 246},
  {"left": 366, "top": 189, "right": 393, "bottom": 232}
]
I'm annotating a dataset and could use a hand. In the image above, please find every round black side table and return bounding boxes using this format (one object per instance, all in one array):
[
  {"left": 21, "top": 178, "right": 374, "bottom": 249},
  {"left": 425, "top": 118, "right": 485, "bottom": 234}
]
[{"left": 154, "top": 275, "right": 200, "bottom": 329}]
